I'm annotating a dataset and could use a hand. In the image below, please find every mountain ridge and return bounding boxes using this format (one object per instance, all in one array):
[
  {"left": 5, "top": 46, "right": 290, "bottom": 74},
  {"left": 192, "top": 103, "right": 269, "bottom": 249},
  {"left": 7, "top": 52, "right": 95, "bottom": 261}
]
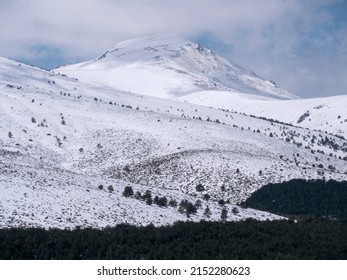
[{"left": 58, "top": 34, "right": 298, "bottom": 100}]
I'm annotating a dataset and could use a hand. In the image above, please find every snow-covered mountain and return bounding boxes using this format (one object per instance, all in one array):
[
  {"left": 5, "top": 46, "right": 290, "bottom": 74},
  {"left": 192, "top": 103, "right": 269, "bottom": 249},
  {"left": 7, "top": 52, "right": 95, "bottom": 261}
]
[
  {"left": 1, "top": 37, "right": 346, "bottom": 229},
  {"left": 177, "top": 90, "right": 347, "bottom": 139},
  {"left": 58, "top": 34, "right": 298, "bottom": 100},
  {"left": 58, "top": 34, "right": 346, "bottom": 138}
]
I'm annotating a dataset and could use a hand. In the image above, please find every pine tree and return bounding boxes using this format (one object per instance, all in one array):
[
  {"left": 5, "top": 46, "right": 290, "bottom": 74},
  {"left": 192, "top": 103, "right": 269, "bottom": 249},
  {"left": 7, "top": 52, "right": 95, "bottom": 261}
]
[
  {"left": 144, "top": 190, "right": 153, "bottom": 205},
  {"left": 204, "top": 206, "right": 211, "bottom": 218},
  {"left": 135, "top": 191, "right": 142, "bottom": 200},
  {"left": 196, "top": 184, "right": 205, "bottom": 192},
  {"left": 232, "top": 207, "right": 239, "bottom": 215},
  {"left": 195, "top": 199, "right": 202, "bottom": 209},
  {"left": 143, "top": 190, "right": 152, "bottom": 200},
  {"left": 221, "top": 208, "right": 228, "bottom": 221},
  {"left": 155, "top": 196, "right": 168, "bottom": 207},
  {"left": 146, "top": 196, "right": 153, "bottom": 205},
  {"left": 123, "top": 186, "right": 134, "bottom": 197},
  {"left": 169, "top": 199, "right": 178, "bottom": 208},
  {"left": 178, "top": 199, "right": 197, "bottom": 217}
]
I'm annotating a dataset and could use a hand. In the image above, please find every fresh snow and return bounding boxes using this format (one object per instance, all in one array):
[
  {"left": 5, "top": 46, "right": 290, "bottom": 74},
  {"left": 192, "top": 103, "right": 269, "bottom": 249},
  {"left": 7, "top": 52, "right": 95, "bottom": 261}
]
[
  {"left": 1, "top": 37, "right": 346, "bottom": 229},
  {"left": 58, "top": 34, "right": 298, "bottom": 100},
  {"left": 177, "top": 90, "right": 347, "bottom": 138}
]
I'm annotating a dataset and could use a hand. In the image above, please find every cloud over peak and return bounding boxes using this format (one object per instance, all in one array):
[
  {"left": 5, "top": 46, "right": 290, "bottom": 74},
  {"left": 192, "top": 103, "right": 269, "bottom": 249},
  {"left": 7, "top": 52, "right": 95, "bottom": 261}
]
[{"left": 1, "top": 0, "right": 346, "bottom": 97}]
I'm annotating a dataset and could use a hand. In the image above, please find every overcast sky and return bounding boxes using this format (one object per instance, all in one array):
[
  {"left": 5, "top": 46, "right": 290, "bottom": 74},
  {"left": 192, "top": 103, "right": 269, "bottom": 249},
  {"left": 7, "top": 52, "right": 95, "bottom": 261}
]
[{"left": 1, "top": 0, "right": 346, "bottom": 98}]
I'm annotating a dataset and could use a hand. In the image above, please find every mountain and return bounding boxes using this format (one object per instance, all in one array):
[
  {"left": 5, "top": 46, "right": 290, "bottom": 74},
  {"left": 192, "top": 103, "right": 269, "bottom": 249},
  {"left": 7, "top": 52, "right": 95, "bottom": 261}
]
[
  {"left": 177, "top": 90, "right": 347, "bottom": 138},
  {"left": 58, "top": 34, "right": 298, "bottom": 100},
  {"left": 59, "top": 34, "right": 346, "bottom": 138},
  {"left": 1, "top": 40, "right": 346, "bottom": 229}
]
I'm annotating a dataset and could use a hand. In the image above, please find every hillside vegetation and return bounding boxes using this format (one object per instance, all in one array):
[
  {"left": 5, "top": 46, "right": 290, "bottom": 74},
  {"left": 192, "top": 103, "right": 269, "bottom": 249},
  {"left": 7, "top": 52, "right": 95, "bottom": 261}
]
[
  {"left": 243, "top": 179, "right": 347, "bottom": 220},
  {"left": 0, "top": 219, "right": 346, "bottom": 260}
]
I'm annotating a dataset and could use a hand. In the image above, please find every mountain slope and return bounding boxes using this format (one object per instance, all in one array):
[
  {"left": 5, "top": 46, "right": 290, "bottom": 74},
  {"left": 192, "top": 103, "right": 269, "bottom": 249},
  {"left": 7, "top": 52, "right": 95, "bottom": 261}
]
[
  {"left": 1, "top": 56, "right": 346, "bottom": 229},
  {"left": 58, "top": 34, "right": 298, "bottom": 100},
  {"left": 177, "top": 90, "right": 347, "bottom": 138}
]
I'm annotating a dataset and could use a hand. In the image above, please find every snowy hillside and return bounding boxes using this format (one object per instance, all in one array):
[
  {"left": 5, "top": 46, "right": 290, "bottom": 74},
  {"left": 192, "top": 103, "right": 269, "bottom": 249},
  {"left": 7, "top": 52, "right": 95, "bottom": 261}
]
[
  {"left": 57, "top": 34, "right": 345, "bottom": 139},
  {"left": 177, "top": 90, "right": 347, "bottom": 138},
  {"left": 58, "top": 34, "right": 298, "bottom": 100},
  {"left": 1, "top": 54, "right": 346, "bottom": 229}
]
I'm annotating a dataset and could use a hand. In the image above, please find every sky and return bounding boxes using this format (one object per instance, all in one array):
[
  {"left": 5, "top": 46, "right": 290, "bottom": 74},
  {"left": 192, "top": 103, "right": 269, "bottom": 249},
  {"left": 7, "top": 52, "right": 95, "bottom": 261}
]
[{"left": 0, "top": 0, "right": 346, "bottom": 98}]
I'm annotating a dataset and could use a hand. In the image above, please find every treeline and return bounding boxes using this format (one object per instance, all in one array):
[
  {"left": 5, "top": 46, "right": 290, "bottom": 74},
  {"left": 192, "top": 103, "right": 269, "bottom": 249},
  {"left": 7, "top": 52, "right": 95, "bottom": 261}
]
[
  {"left": 0, "top": 219, "right": 346, "bottom": 260},
  {"left": 243, "top": 179, "right": 347, "bottom": 220}
]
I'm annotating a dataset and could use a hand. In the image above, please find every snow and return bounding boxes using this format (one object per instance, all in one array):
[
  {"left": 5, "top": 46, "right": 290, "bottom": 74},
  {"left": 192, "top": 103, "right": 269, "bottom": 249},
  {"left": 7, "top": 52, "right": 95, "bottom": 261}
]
[
  {"left": 0, "top": 42, "right": 346, "bottom": 229},
  {"left": 58, "top": 34, "right": 298, "bottom": 100},
  {"left": 178, "top": 90, "right": 347, "bottom": 138}
]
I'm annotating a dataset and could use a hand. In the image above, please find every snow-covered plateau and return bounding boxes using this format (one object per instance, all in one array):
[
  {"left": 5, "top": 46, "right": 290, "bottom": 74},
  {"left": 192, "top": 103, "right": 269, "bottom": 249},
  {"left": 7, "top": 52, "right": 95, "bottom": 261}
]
[{"left": 1, "top": 35, "right": 346, "bottom": 229}]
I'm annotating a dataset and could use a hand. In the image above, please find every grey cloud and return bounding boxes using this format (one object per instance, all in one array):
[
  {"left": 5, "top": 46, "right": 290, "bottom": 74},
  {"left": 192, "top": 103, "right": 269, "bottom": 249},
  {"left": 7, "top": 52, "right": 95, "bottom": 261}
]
[{"left": 0, "top": 0, "right": 346, "bottom": 97}]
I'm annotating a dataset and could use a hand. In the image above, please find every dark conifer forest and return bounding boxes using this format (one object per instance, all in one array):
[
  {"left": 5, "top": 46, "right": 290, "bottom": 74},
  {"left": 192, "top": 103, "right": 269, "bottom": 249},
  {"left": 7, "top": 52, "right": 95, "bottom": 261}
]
[
  {"left": 243, "top": 179, "right": 347, "bottom": 220},
  {"left": 0, "top": 219, "right": 346, "bottom": 260},
  {"left": 1, "top": 179, "right": 346, "bottom": 260}
]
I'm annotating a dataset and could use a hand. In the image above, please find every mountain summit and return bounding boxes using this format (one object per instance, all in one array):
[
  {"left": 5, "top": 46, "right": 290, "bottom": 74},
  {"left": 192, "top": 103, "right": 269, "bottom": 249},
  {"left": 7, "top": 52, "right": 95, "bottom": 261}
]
[{"left": 58, "top": 34, "right": 298, "bottom": 100}]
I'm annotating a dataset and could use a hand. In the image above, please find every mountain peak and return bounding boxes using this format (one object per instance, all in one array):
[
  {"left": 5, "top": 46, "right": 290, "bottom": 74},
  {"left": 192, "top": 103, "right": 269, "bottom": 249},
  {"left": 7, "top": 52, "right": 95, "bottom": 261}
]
[
  {"left": 111, "top": 34, "right": 189, "bottom": 50},
  {"left": 59, "top": 34, "right": 299, "bottom": 100},
  {"left": 95, "top": 34, "right": 203, "bottom": 62}
]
